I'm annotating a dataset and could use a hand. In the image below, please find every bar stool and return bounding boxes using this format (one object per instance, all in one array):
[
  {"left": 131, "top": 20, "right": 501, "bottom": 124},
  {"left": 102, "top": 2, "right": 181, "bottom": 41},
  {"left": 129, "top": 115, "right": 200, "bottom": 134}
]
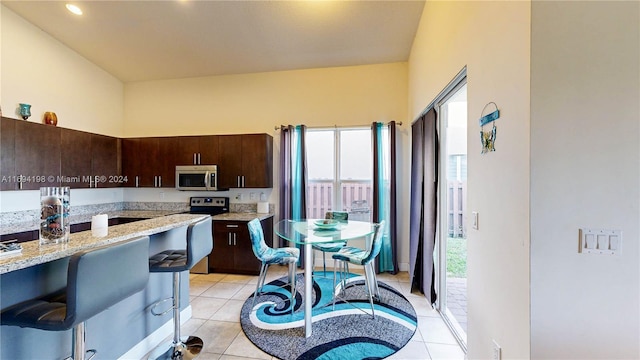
[
  {"left": 0, "top": 236, "right": 150, "bottom": 360},
  {"left": 148, "top": 217, "right": 213, "bottom": 360}
]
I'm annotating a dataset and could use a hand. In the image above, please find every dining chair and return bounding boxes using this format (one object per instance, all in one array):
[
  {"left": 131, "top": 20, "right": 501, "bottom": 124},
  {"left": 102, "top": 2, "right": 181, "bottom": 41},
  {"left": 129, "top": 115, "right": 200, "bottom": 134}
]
[
  {"left": 312, "top": 211, "right": 349, "bottom": 276},
  {"left": 248, "top": 218, "right": 299, "bottom": 314},
  {"left": 332, "top": 220, "right": 385, "bottom": 319}
]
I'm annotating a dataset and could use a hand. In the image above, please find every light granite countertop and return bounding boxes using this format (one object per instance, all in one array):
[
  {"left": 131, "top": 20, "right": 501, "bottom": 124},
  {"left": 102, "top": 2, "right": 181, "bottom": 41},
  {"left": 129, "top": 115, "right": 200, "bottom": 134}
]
[
  {"left": 1, "top": 210, "right": 185, "bottom": 236},
  {"left": 2, "top": 210, "right": 274, "bottom": 235},
  {"left": 0, "top": 213, "right": 208, "bottom": 275},
  {"left": 212, "top": 212, "right": 274, "bottom": 222}
]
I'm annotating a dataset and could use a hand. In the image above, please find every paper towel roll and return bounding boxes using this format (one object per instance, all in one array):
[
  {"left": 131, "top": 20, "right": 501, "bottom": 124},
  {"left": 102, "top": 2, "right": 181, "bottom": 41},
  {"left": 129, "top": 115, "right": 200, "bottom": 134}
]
[
  {"left": 91, "top": 214, "right": 108, "bottom": 237},
  {"left": 257, "top": 202, "right": 269, "bottom": 214}
]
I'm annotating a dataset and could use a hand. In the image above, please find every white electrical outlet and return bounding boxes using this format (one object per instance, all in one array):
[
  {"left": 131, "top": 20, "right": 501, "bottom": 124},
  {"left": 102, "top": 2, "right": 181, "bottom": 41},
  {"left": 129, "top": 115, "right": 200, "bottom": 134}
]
[
  {"left": 250, "top": 192, "right": 257, "bottom": 200},
  {"left": 492, "top": 340, "right": 501, "bottom": 360}
]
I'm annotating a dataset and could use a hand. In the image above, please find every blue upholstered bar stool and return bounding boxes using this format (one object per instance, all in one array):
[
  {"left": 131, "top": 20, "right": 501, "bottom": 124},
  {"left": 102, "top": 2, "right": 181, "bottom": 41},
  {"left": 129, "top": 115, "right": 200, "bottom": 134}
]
[
  {"left": 248, "top": 218, "right": 299, "bottom": 314},
  {"left": 332, "top": 220, "right": 385, "bottom": 318},
  {"left": 0, "top": 236, "right": 150, "bottom": 360},
  {"left": 148, "top": 217, "right": 213, "bottom": 360},
  {"left": 312, "top": 211, "right": 348, "bottom": 276}
]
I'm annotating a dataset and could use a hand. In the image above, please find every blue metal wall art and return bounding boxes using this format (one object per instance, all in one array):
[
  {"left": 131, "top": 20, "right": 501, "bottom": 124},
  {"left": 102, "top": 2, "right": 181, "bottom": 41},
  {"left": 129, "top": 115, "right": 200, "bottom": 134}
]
[{"left": 479, "top": 102, "right": 500, "bottom": 154}]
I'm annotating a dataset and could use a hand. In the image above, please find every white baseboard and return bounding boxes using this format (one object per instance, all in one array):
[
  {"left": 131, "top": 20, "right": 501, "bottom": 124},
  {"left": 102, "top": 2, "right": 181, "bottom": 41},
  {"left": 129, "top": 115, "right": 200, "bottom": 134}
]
[{"left": 118, "top": 305, "right": 192, "bottom": 360}]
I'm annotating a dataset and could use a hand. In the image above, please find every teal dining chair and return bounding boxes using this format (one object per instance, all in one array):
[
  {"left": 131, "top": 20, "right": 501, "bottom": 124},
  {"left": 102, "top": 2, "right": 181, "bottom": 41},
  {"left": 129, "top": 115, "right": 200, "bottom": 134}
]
[
  {"left": 332, "top": 220, "right": 385, "bottom": 318},
  {"left": 248, "top": 218, "right": 299, "bottom": 314},
  {"left": 312, "top": 211, "right": 349, "bottom": 276}
]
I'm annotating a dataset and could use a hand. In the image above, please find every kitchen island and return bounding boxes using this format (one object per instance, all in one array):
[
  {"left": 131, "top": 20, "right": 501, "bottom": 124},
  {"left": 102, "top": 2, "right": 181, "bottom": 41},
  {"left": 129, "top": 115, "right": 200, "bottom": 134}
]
[{"left": 0, "top": 213, "right": 208, "bottom": 359}]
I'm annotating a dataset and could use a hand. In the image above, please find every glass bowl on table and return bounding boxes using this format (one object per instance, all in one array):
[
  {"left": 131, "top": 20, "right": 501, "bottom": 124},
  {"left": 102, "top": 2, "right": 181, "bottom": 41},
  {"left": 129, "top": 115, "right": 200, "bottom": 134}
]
[{"left": 313, "top": 219, "right": 340, "bottom": 230}]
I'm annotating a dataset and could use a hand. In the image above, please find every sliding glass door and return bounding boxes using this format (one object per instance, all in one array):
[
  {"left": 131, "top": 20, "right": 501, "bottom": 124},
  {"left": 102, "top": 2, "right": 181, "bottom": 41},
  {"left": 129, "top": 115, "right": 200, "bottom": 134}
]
[{"left": 436, "top": 83, "right": 468, "bottom": 349}]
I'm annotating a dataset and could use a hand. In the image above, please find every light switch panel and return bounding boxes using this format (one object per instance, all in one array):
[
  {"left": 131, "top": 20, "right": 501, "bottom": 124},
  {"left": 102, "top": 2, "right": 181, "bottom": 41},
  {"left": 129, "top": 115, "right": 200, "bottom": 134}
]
[{"left": 580, "top": 228, "right": 622, "bottom": 255}]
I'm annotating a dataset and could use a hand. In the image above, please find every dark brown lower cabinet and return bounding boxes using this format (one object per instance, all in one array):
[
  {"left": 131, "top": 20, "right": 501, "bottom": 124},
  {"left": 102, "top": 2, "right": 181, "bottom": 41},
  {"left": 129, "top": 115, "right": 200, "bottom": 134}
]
[{"left": 210, "top": 217, "right": 273, "bottom": 275}]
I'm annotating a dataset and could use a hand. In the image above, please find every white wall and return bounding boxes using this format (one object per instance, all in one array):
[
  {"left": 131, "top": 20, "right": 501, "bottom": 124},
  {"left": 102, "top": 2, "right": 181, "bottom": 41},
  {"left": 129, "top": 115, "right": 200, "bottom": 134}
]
[
  {"left": 530, "top": 1, "right": 640, "bottom": 358},
  {"left": 122, "top": 63, "right": 411, "bottom": 268},
  {"left": 123, "top": 63, "right": 407, "bottom": 137},
  {"left": 0, "top": 6, "right": 124, "bottom": 137},
  {"left": 0, "top": 5, "right": 126, "bottom": 213},
  {"left": 408, "top": 2, "right": 531, "bottom": 358}
]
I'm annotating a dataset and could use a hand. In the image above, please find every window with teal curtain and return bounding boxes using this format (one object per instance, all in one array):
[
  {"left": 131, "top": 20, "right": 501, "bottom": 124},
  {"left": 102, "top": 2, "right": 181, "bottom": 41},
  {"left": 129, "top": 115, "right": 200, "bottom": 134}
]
[
  {"left": 374, "top": 122, "right": 394, "bottom": 273},
  {"left": 279, "top": 124, "right": 308, "bottom": 266},
  {"left": 291, "top": 125, "right": 305, "bottom": 221}
]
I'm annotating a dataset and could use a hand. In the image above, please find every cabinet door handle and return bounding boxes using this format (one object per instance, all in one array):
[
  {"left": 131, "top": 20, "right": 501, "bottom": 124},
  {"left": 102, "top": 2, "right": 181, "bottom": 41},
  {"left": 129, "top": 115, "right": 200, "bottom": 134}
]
[
  {"left": 158, "top": 176, "right": 162, "bottom": 187},
  {"left": 193, "top": 153, "right": 197, "bottom": 165},
  {"left": 198, "top": 153, "right": 201, "bottom": 165},
  {"left": 233, "top": 233, "right": 237, "bottom": 246},
  {"left": 241, "top": 175, "right": 245, "bottom": 188},
  {"left": 226, "top": 224, "right": 239, "bottom": 228},
  {"left": 228, "top": 233, "right": 231, "bottom": 246},
  {"left": 237, "top": 176, "right": 240, "bottom": 188},
  {"left": 135, "top": 176, "right": 139, "bottom": 187}
]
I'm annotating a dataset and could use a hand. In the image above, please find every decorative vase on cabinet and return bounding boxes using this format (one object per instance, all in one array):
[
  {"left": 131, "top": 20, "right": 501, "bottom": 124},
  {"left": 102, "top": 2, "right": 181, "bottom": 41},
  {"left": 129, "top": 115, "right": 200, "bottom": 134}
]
[{"left": 44, "top": 112, "right": 58, "bottom": 126}]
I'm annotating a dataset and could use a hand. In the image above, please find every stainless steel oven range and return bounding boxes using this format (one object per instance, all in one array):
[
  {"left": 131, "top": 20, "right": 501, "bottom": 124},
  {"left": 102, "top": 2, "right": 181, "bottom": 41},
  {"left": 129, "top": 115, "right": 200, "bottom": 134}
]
[{"left": 188, "top": 196, "right": 229, "bottom": 273}]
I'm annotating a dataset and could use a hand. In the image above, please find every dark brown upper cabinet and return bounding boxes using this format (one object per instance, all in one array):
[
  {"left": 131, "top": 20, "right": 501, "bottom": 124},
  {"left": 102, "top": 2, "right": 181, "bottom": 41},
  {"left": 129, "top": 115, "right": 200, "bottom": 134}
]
[
  {"left": 60, "top": 129, "right": 120, "bottom": 189},
  {"left": 1, "top": 117, "right": 16, "bottom": 190},
  {"left": 1, "top": 116, "right": 272, "bottom": 191},
  {"left": 14, "top": 120, "right": 61, "bottom": 190},
  {"left": 175, "top": 135, "right": 219, "bottom": 165},
  {"left": 121, "top": 137, "right": 176, "bottom": 188},
  {"left": 218, "top": 134, "right": 273, "bottom": 189},
  {"left": 60, "top": 128, "right": 92, "bottom": 188},
  {"left": 90, "top": 134, "right": 120, "bottom": 188}
]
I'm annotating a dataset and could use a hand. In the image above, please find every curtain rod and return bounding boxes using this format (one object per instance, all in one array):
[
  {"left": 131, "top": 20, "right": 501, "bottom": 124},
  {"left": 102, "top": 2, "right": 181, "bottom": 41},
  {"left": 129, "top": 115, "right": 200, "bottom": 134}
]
[{"left": 274, "top": 121, "right": 402, "bottom": 131}]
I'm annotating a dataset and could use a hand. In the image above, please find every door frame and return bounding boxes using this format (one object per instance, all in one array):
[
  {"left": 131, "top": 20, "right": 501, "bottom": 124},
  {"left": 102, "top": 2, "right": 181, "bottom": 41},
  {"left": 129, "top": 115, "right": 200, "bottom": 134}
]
[{"left": 434, "top": 73, "right": 468, "bottom": 352}]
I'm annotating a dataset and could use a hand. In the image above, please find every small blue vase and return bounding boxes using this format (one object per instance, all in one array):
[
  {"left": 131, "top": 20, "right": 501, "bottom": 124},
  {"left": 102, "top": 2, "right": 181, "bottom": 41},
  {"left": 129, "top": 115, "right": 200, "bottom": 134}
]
[{"left": 19, "top": 103, "right": 31, "bottom": 120}]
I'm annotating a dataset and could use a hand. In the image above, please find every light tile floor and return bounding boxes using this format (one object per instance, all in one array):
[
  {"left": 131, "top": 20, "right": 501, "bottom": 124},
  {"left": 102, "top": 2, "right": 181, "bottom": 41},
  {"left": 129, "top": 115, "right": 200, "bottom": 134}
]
[{"left": 149, "top": 267, "right": 466, "bottom": 360}]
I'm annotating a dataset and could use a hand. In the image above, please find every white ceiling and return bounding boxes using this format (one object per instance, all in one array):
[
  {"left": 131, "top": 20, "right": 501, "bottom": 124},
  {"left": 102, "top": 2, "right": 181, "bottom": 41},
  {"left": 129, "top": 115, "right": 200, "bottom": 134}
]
[{"left": 3, "top": 1, "right": 425, "bottom": 83}]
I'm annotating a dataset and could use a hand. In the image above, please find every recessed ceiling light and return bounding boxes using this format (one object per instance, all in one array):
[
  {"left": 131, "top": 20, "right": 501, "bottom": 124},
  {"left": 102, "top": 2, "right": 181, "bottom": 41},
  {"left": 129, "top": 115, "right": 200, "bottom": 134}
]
[{"left": 65, "top": 4, "right": 83, "bottom": 16}]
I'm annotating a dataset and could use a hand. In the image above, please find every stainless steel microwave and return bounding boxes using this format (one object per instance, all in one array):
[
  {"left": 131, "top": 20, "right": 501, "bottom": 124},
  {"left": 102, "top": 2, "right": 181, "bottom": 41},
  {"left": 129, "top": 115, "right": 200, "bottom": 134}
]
[{"left": 175, "top": 165, "right": 218, "bottom": 191}]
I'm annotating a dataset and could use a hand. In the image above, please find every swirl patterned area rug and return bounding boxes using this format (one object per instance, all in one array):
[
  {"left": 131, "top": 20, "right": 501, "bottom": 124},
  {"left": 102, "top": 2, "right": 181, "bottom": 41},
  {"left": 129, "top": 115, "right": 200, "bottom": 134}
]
[{"left": 240, "top": 272, "right": 417, "bottom": 360}]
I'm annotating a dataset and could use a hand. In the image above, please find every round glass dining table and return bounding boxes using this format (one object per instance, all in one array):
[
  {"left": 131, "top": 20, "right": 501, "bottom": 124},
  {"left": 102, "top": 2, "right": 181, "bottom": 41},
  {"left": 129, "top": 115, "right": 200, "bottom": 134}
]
[{"left": 274, "top": 219, "right": 377, "bottom": 338}]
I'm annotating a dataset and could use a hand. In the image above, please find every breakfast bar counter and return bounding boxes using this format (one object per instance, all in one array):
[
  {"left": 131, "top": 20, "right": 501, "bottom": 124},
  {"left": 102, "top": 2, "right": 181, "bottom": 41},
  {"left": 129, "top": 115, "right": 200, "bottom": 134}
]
[
  {"left": 1, "top": 209, "right": 185, "bottom": 237},
  {"left": 0, "top": 213, "right": 208, "bottom": 360},
  {"left": 0, "top": 213, "right": 208, "bottom": 274}
]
